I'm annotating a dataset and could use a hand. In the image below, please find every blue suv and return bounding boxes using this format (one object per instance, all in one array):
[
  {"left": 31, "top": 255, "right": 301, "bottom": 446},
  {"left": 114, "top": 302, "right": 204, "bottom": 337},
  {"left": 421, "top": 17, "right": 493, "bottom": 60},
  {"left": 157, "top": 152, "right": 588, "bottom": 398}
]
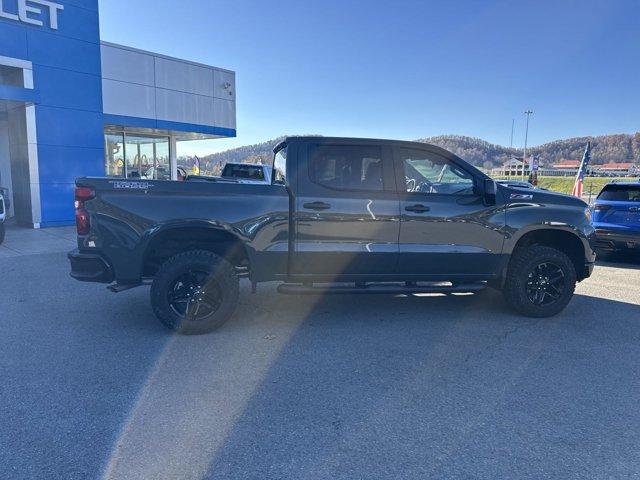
[{"left": 592, "top": 182, "right": 640, "bottom": 254}]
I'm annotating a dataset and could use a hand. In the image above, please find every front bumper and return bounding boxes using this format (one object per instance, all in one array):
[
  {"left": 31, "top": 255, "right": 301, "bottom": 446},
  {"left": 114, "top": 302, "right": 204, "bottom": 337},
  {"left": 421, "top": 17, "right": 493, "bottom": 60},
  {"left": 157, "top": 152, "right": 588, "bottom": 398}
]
[
  {"left": 583, "top": 260, "right": 595, "bottom": 279},
  {"left": 68, "top": 249, "right": 114, "bottom": 283},
  {"left": 593, "top": 229, "right": 640, "bottom": 252}
]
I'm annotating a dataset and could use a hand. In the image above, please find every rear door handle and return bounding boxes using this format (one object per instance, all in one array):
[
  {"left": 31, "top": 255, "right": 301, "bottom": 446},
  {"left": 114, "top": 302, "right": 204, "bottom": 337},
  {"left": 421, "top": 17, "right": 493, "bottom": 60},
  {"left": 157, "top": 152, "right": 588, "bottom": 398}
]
[
  {"left": 405, "top": 204, "right": 430, "bottom": 213},
  {"left": 303, "top": 201, "right": 331, "bottom": 210}
]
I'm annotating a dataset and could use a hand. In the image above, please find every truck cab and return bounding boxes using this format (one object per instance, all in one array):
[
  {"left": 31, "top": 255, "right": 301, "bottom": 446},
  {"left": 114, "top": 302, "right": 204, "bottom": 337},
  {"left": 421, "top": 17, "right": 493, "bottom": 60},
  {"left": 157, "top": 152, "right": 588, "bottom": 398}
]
[{"left": 277, "top": 137, "right": 507, "bottom": 281}]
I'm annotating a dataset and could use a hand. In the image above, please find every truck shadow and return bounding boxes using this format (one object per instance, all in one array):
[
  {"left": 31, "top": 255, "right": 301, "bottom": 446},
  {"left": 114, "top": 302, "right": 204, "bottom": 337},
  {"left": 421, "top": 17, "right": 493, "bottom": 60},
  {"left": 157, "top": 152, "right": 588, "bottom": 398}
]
[
  {"left": 98, "top": 279, "right": 640, "bottom": 479},
  {"left": 197, "top": 290, "right": 640, "bottom": 479}
]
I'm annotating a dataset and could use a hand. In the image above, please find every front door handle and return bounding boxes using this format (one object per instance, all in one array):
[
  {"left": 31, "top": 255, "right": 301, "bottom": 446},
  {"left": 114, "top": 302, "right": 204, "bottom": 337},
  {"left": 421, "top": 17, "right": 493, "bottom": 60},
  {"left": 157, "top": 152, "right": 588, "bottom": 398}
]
[
  {"left": 405, "top": 204, "right": 430, "bottom": 213},
  {"left": 303, "top": 201, "right": 331, "bottom": 210}
]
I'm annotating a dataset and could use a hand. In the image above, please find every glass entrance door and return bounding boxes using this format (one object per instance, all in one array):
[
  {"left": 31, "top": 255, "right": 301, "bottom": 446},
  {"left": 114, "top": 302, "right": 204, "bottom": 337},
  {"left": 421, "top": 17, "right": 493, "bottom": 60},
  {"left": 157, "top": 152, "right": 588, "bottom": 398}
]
[
  {"left": 152, "top": 138, "right": 170, "bottom": 180},
  {"left": 125, "top": 135, "right": 170, "bottom": 180},
  {"left": 105, "top": 133, "right": 125, "bottom": 177},
  {"left": 125, "top": 135, "right": 154, "bottom": 179}
]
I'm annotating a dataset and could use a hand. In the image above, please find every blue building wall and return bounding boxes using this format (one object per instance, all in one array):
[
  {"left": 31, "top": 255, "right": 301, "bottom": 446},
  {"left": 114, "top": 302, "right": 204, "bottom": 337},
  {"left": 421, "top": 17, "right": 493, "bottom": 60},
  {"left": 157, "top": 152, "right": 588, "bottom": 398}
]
[
  {"left": 1, "top": 1, "right": 237, "bottom": 227},
  {"left": 0, "top": 0, "right": 104, "bottom": 226}
]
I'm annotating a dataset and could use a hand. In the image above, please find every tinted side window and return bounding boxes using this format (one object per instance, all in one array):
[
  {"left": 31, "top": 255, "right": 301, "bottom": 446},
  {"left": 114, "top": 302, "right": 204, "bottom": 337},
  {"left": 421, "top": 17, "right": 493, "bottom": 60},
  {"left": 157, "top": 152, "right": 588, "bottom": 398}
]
[
  {"left": 309, "top": 145, "right": 383, "bottom": 191},
  {"left": 401, "top": 148, "right": 475, "bottom": 195}
]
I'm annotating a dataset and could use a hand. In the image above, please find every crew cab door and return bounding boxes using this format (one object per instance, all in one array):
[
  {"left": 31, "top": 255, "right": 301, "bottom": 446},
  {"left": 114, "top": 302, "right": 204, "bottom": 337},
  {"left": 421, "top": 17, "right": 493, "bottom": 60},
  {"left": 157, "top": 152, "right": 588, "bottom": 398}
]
[
  {"left": 395, "top": 146, "right": 505, "bottom": 277},
  {"left": 292, "top": 142, "right": 400, "bottom": 277}
]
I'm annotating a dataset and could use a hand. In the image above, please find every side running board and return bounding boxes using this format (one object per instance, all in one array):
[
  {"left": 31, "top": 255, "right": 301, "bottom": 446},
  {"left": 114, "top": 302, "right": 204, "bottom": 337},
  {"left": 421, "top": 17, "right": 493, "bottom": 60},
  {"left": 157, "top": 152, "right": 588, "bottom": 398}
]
[{"left": 277, "top": 282, "right": 486, "bottom": 295}]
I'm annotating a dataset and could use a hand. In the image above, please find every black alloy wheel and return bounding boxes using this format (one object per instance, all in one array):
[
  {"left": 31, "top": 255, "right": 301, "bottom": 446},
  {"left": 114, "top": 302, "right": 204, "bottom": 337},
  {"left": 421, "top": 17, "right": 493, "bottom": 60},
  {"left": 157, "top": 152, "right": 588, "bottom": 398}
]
[
  {"left": 167, "top": 269, "right": 223, "bottom": 321},
  {"left": 503, "top": 245, "right": 577, "bottom": 317},
  {"left": 151, "top": 250, "right": 239, "bottom": 334},
  {"left": 525, "top": 262, "right": 566, "bottom": 306}
]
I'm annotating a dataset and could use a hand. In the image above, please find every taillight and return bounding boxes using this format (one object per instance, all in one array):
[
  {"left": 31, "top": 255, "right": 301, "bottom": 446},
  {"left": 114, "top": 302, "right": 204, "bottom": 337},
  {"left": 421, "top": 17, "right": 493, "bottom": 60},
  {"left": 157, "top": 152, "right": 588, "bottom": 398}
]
[
  {"left": 593, "top": 204, "right": 610, "bottom": 211},
  {"left": 75, "top": 186, "right": 95, "bottom": 235}
]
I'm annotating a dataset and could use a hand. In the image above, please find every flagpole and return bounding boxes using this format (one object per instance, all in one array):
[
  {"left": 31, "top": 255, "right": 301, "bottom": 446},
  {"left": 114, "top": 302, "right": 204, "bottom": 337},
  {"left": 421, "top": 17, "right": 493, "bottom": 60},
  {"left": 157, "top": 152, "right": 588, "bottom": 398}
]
[
  {"left": 572, "top": 142, "right": 591, "bottom": 198},
  {"left": 522, "top": 110, "right": 533, "bottom": 180}
]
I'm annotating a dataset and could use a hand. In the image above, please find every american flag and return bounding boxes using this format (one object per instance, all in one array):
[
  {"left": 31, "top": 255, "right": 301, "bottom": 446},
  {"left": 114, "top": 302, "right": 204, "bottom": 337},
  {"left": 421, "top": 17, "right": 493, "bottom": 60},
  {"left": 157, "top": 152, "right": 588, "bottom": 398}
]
[{"left": 571, "top": 142, "right": 592, "bottom": 198}]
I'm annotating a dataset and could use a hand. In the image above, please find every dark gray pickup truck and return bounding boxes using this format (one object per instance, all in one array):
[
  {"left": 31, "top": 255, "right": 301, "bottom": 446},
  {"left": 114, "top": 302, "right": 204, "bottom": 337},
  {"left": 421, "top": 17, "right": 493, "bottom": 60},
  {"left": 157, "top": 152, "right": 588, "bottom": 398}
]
[{"left": 69, "top": 136, "right": 596, "bottom": 334}]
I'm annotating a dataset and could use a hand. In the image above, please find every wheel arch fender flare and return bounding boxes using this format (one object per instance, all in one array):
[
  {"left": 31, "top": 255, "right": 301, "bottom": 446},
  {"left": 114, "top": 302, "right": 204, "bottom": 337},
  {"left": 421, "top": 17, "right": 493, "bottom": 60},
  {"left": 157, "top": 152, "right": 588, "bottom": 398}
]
[
  {"left": 504, "top": 224, "right": 590, "bottom": 256},
  {"left": 139, "top": 219, "right": 255, "bottom": 273}
]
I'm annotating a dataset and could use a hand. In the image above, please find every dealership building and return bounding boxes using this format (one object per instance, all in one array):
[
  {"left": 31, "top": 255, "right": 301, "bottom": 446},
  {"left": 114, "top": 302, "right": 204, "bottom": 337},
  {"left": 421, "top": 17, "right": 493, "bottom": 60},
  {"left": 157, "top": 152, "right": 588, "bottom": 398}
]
[{"left": 0, "top": 0, "right": 236, "bottom": 227}]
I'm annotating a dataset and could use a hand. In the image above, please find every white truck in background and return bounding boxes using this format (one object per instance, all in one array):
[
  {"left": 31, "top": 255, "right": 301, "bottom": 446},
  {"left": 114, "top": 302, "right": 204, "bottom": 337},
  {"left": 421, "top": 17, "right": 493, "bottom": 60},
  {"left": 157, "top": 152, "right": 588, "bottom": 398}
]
[{"left": 220, "top": 163, "right": 272, "bottom": 184}]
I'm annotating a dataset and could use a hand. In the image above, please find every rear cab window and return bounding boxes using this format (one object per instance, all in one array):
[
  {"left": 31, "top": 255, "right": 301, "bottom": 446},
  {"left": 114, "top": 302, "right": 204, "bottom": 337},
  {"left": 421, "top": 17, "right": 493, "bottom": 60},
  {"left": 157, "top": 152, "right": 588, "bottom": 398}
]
[{"left": 597, "top": 185, "right": 640, "bottom": 202}]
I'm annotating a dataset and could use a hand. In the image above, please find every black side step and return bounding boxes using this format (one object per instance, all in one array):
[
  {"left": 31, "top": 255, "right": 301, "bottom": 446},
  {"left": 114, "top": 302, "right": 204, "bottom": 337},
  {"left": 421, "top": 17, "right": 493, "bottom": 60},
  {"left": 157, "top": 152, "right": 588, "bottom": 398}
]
[
  {"left": 277, "top": 282, "right": 486, "bottom": 295},
  {"left": 107, "top": 283, "right": 140, "bottom": 293}
]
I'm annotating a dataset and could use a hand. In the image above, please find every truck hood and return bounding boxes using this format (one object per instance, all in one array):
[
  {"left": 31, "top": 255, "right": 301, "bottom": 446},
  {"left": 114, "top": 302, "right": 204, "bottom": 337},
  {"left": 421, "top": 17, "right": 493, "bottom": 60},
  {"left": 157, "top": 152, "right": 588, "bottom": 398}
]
[{"left": 498, "top": 185, "right": 588, "bottom": 208}]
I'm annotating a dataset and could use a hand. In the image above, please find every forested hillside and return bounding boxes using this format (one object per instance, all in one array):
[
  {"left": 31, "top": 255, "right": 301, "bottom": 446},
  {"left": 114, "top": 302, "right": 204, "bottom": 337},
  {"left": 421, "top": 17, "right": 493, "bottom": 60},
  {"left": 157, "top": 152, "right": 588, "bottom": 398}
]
[
  {"left": 201, "top": 137, "right": 286, "bottom": 167},
  {"left": 202, "top": 133, "right": 640, "bottom": 169}
]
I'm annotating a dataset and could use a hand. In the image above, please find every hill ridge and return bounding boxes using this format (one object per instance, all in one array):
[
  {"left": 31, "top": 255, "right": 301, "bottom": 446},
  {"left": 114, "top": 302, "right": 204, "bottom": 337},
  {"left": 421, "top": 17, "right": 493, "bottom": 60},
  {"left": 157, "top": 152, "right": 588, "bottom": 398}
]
[{"left": 200, "top": 132, "right": 640, "bottom": 169}]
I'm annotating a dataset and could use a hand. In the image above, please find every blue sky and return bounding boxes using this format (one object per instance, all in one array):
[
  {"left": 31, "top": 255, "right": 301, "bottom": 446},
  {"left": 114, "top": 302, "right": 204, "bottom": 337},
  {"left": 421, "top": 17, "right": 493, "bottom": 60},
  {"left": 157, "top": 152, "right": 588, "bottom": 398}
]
[{"left": 99, "top": 0, "right": 640, "bottom": 156}]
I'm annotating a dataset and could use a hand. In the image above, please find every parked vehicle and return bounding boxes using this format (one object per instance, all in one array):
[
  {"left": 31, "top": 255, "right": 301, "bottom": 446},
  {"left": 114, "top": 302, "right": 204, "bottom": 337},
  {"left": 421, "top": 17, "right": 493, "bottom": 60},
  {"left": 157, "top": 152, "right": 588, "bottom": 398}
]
[
  {"left": 592, "top": 182, "right": 640, "bottom": 254},
  {"left": 0, "top": 190, "right": 6, "bottom": 245},
  {"left": 69, "top": 137, "right": 596, "bottom": 334},
  {"left": 220, "top": 163, "right": 272, "bottom": 184},
  {"left": 141, "top": 166, "right": 171, "bottom": 181}
]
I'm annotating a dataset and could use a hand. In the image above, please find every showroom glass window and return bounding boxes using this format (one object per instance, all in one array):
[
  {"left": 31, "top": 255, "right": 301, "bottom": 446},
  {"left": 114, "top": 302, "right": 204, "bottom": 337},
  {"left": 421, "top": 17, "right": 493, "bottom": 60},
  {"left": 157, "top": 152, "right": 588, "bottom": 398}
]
[{"left": 104, "top": 132, "right": 171, "bottom": 180}]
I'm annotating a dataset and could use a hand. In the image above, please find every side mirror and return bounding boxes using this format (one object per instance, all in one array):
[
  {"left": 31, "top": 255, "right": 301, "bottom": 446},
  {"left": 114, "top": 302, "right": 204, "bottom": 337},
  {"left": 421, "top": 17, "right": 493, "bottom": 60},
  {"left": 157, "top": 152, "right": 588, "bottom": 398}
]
[{"left": 483, "top": 179, "right": 497, "bottom": 205}]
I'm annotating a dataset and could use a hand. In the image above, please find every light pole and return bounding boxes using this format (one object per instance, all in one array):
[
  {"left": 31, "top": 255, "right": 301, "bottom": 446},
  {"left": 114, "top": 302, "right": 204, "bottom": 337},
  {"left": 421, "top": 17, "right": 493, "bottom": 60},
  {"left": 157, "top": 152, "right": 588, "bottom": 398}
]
[
  {"left": 510, "top": 119, "right": 515, "bottom": 148},
  {"left": 522, "top": 110, "right": 533, "bottom": 180}
]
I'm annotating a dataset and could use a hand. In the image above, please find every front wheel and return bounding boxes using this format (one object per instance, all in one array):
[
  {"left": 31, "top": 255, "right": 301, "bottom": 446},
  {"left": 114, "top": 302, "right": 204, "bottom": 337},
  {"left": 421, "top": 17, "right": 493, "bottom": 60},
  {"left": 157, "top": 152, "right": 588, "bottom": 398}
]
[
  {"left": 0, "top": 222, "right": 5, "bottom": 245},
  {"left": 150, "top": 250, "right": 239, "bottom": 334},
  {"left": 503, "top": 245, "right": 577, "bottom": 317}
]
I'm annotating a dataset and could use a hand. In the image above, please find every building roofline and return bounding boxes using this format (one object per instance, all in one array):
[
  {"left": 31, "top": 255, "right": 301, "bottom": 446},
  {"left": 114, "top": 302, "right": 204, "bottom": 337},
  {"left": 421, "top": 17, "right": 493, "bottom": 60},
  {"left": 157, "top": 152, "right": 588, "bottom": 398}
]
[{"left": 99, "top": 41, "right": 235, "bottom": 74}]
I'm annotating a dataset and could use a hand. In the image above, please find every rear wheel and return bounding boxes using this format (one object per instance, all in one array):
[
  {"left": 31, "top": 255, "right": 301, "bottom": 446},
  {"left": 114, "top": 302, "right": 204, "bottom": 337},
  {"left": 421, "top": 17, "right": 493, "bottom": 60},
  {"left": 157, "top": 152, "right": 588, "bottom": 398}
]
[
  {"left": 0, "top": 222, "right": 4, "bottom": 245},
  {"left": 150, "top": 250, "right": 239, "bottom": 334},
  {"left": 503, "top": 245, "right": 577, "bottom": 317}
]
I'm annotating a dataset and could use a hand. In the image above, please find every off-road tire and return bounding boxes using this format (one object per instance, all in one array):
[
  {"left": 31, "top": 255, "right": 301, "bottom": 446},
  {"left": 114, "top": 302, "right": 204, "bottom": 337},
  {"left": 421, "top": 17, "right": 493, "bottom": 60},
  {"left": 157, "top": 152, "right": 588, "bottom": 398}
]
[
  {"left": 503, "top": 245, "right": 577, "bottom": 317},
  {"left": 150, "top": 250, "right": 239, "bottom": 334}
]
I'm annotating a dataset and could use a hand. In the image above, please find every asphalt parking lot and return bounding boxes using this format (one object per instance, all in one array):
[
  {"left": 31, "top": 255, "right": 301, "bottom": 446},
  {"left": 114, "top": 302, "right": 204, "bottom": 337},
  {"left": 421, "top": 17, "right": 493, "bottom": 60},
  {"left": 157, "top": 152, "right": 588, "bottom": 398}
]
[{"left": 1, "top": 229, "right": 640, "bottom": 479}]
